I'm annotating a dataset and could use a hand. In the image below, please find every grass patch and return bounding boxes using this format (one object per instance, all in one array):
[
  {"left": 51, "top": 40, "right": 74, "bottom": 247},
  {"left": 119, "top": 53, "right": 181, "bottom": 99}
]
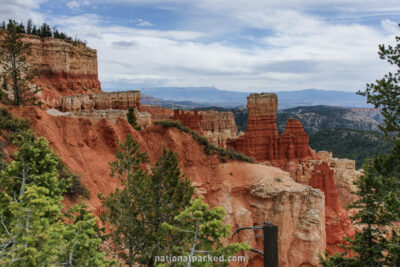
[{"left": 154, "top": 120, "right": 253, "bottom": 163}]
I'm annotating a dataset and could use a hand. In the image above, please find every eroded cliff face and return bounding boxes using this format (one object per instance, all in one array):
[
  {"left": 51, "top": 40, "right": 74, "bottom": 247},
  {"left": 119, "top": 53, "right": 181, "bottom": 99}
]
[
  {"left": 10, "top": 105, "right": 326, "bottom": 267},
  {"left": 59, "top": 91, "right": 141, "bottom": 112},
  {"left": 22, "top": 35, "right": 101, "bottom": 106},
  {"left": 138, "top": 107, "right": 238, "bottom": 148}
]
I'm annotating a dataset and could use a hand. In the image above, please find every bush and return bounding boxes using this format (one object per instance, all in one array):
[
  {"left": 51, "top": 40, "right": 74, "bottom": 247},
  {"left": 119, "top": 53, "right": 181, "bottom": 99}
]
[
  {"left": 154, "top": 120, "right": 254, "bottom": 163},
  {"left": 58, "top": 162, "right": 90, "bottom": 200},
  {"left": 0, "top": 108, "right": 30, "bottom": 139}
]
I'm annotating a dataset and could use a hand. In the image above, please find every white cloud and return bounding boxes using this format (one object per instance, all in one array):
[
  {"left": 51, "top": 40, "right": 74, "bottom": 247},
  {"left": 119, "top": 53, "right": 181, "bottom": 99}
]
[
  {"left": 1, "top": 1, "right": 399, "bottom": 92},
  {"left": 0, "top": 0, "right": 45, "bottom": 23}
]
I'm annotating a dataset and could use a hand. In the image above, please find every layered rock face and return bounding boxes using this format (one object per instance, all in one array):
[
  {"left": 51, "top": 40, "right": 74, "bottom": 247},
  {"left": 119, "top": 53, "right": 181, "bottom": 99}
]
[
  {"left": 227, "top": 93, "right": 313, "bottom": 161},
  {"left": 200, "top": 110, "right": 238, "bottom": 148},
  {"left": 59, "top": 91, "right": 141, "bottom": 112},
  {"left": 22, "top": 35, "right": 101, "bottom": 105},
  {"left": 12, "top": 106, "right": 326, "bottom": 267},
  {"left": 308, "top": 162, "right": 355, "bottom": 254},
  {"left": 279, "top": 119, "right": 312, "bottom": 160},
  {"left": 172, "top": 109, "right": 204, "bottom": 132}
]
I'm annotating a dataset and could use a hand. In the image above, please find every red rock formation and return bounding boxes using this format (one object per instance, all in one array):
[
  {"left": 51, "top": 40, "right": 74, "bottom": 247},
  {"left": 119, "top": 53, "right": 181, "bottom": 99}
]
[
  {"left": 279, "top": 118, "right": 313, "bottom": 160},
  {"left": 172, "top": 109, "right": 204, "bottom": 132},
  {"left": 227, "top": 93, "right": 313, "bottom": 161},
  {"left": 139, "top": 105, "right": 174, "bottom": 121},
  {"left": 228, "top": 93, "right": 279, "bottom": 160},
  {"left": 309, "top": 162, "right": 355, "bottom": 254},
  {"left": 0, "top": 33, "right": 101, "bottom": 107},
  {"left": 10, "top": 105, "right": 327, "bottom": 267},
  {"left": 26, "top": 35, "right": 101, "bottom": 105}
]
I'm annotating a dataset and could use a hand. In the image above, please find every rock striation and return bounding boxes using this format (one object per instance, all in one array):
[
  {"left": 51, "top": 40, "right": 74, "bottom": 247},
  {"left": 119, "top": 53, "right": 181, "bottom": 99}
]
[
  {"left": 199, "top": 110, "right": 238, "bottom": 148},
  {"left": 172, "top": 109, "right": 204, "bottom": 132},
  {"left": 227, "top": 93, "right": 313, "bottom": 161},
  {"left": 59, "top": 91, "right": 141, "bottom": 112},
  {"left": 20, "top": 35, "right": 102, "bottom": 106}
]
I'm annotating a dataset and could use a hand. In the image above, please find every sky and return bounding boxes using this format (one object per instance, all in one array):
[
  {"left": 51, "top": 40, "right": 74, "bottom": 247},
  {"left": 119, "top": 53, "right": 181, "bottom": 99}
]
[{"left": 1, "top": 0, "right": 400, "bottom": 92}]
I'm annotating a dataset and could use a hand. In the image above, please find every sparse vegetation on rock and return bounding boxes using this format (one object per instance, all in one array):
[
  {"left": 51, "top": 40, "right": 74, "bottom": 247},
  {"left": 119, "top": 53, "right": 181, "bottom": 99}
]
[{"left": 154, "top": 120, "right": 253, "bottom": 163}]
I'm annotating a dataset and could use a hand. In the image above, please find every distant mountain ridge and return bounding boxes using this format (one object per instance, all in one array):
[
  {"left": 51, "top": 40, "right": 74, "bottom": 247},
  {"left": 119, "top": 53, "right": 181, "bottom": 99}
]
[{"left": 126, "top": 87, "right": 373, "bottom": 109}]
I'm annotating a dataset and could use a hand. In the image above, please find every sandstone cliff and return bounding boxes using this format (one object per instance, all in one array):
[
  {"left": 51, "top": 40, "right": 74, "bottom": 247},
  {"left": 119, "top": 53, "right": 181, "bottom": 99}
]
[
  {"left": 59, "top": 91, "right": 141, "bottom": 112},
  {"left": 10, "top": 105, "right": 326, "bottom": 267},
  {"left": 21, "top": 35, "right": 102, "bottom": 106}
]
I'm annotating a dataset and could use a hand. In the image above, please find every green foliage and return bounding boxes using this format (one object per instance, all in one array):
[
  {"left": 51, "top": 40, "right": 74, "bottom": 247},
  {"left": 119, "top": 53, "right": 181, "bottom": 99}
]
[
  {"left": 0, "top": 134, "right": 112, "bottom": 266},
  {"left": 0, "top": 19, "right": 87, "bottom": 46},
  {"left": 160, "top": 197, "right": 250, "bottom": 266},
  {"left": 320, "top": 142, "right": 400, "bottom": 266},
  {"left": 0, "top": 20, "right": 42, "bottom": 106},
  {"left": 0, "top": 108, "right": 30, "bottom": 140},
  {"left": 99, "top": 135, "right": 194, "bottom": 267},
  {"left": 59, "top": 163, "right": 90, "bottom": 200},
  {"left": 154, "top": 120, "right": 253, "bottom": 163},
  {"left": 321, "top": 27, "right": 400, "bottom": 267},
  {"left": 127, "top": 107, "right": 141, "bottom": 130},
  {"left": 309, "top": 128, "right": 393, "bottom": 169},
  {"left": 358, "top": 32, "right": 400, "bottom": 139}
]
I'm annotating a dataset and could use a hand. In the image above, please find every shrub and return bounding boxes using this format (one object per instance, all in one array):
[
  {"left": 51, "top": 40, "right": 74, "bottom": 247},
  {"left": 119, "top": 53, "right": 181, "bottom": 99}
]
[{"left": 154, "top": 120, "right": 254, "bottom": 163}]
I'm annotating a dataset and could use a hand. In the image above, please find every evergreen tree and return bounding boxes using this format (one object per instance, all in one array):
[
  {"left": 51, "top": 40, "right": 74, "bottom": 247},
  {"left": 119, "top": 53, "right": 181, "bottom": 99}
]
[
  {"left": 26, "top": 20, "right": 32, "bottom": 35},
  {"left": 0, "top": 132, "right": 113, "bottom": 266},
  {"left": 358, "top": 27, "right": 400, "bottom": 139},
  {"left": 320, "top": 25, "right": 400, "bottom": 267},
  {"left": 127, "top": 107, "right": 141, "bottom": 130},
  {"left": 99, "top": 135, "right": 194, "bottom": 267},
  {"left": 0, "top": 20, "right": 41, "bottom": 105},
  {"left": 161, "top": 197, "right": 250, "bottom": 267}
]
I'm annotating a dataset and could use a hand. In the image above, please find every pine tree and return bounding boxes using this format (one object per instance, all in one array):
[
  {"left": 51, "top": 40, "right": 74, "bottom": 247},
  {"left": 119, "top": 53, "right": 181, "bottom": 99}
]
[
  {"left": 161, "top": 197, "right": 250, "bottom": 267},
  {"left": 0, "top": 132, "right": 113, "bottom": 266},
  {"left": 0, "top": 20, "right": 41, "bottom": 105},
  {"left": 26, "top": 20, "right": 32, "bottom": 35},
  {"left": 99, "top": 135, "right": 194, "bottom": 267},
  {"left": 320, "top": 25, "right": 400, "bottom": 267},
  {"left": 127, "top": 107, "right": 141, "bottom": 130}
]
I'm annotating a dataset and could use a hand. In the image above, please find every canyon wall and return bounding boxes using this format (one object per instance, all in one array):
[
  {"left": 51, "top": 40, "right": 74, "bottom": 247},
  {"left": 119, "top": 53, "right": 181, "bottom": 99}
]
[
  {"left": 0, "top": 33, "right": 101, "bottom": 107},
  {"left": 59, "top": 91, "right": 141, "bottom": 112},
  {"left": 10, "top": 105, "right": 326, "bottom": 267},
  {"left": 26, "top": 35, "right": 101, "bottom": 106}
]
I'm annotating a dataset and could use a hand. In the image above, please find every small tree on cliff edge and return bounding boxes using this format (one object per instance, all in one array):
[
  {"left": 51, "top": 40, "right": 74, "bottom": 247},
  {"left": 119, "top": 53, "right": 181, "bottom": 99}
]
[
  {"left": 127, "top": 107, "right": 141, "bottom": 130},
  {"left": 320, "top": 26, "right": 400, "bottom": 267},
  {"left": 0, "top": 20, "right": 41, "bottom": 105}
]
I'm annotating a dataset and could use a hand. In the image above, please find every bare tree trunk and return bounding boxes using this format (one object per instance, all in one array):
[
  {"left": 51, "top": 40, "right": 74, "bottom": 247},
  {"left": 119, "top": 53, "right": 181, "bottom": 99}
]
[
  {"left": 11, "top": 52, "right": 19, "bottom": 105},
  {"left": 187, "top": 222, "right": 199, "bottom": 267}
]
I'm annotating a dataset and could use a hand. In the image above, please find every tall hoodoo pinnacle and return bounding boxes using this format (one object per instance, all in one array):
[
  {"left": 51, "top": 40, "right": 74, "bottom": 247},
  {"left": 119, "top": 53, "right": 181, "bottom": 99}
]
[{"left": 227, "top": 92, "right": 313, "bottom": 162}]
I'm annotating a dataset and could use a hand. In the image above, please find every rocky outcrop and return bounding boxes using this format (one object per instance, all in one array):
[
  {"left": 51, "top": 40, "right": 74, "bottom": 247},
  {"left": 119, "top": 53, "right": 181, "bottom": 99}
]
[
  {"left": 309, "top": 162, "right": 355, "bottom": 254},
  {"left": 227, "top": 93, "right": 279, "bottom": 160},
  {"left": 11, "top": 105, "right": 326, "bottom": 267},
  {"left": 199, "top": 110, "right": 238, "bottom": 148},
  {"left": 279, "top": 118, "right": 313, "bottom": 161},
  {"left": 19, "top": 35, "right": 102, "bottom": 106},
  {"left": 59, "top": 91, "right": 141, "bottom": 112},
  {"left": 172, "top": 109, "right": 204, "bottom": 132},
  {"left": 47, "top": 108, "right": 152, "bottom": 128},
  {"left": 227, "top": 93, "right": 313, "bottom": 161},
  {"left": 316, "top": 152, "right": 361, "bottom": 209}
]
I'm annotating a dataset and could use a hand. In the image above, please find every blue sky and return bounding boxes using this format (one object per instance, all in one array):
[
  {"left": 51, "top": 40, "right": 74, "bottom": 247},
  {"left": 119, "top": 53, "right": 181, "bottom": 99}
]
[{"left": 1, "top": 0, "right": 400, "bottom": 92}]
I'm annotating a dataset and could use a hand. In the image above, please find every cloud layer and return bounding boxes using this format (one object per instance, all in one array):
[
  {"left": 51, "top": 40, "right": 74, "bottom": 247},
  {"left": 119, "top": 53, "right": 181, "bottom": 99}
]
[{"left": 1, "top": 0, "right": 399, "bottom": 92}]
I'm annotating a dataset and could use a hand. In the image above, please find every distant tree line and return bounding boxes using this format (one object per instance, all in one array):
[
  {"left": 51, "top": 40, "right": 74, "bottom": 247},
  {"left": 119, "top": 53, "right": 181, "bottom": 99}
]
[{"left": 0, "top": 19, "right": 87, "bottom": 46}]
